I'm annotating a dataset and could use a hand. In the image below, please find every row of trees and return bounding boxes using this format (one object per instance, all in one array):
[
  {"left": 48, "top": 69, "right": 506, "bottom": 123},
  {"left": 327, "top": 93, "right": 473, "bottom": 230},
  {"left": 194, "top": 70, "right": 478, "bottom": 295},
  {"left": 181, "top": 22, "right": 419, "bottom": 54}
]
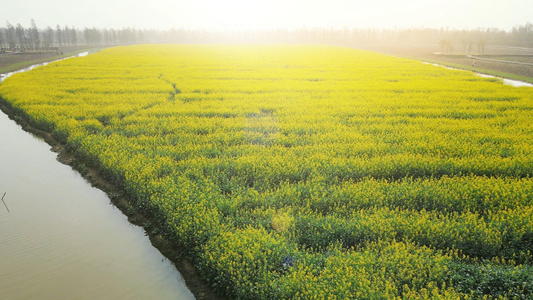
[
  {"left": 0, "top": 20, "right": 145, "bottom": 50},
  {"left": 439, "top": 39, "right": 486, "bottom": 54},
  {"left": 1, "top": 20, "right": 76, "bottom": 50},
  {"left": 1, "top": 20, "right": 532, "bottom": 51}
]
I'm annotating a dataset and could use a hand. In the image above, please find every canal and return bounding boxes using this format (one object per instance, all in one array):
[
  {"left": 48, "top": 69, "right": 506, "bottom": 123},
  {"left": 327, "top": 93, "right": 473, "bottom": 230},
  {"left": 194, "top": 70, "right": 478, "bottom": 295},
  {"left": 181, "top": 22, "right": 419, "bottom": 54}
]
[{"left": 0, "top": 57, "right": 194, "bottom": 299}]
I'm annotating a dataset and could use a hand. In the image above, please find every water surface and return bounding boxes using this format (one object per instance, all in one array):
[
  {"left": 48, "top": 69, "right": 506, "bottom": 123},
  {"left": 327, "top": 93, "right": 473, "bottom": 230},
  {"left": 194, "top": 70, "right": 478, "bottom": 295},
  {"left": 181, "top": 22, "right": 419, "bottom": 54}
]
[
  {"left": 0, "top": 110, "right": 194, "bottom": 299},
  {"left": 421, "top": 61, "right": 533, "bottom": 87}
]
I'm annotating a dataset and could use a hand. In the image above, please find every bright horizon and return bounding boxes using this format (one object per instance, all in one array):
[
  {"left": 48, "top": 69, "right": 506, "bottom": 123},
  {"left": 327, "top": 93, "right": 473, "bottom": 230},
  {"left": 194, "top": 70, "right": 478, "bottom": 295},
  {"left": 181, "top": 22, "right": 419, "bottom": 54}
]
[{"left": 1, "top": 0, "right": 532, "bottom": 31}]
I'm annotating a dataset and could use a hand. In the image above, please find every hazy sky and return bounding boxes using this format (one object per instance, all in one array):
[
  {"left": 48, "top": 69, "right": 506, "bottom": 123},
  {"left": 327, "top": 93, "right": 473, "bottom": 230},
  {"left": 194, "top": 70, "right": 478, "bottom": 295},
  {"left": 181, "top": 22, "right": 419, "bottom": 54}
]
[{"left": 2, "top": 0, "right": 532, "bottom": 31}]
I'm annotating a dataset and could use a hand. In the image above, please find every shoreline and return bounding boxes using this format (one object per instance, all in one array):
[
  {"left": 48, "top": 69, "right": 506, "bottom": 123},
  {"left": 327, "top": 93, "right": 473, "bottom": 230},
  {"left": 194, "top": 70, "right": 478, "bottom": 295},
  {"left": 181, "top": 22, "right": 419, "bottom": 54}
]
[
  {"left": 338, "top": 42, "right": 533, "bottom": 84},
  {"left": 0, "top": 75, "right": 223, "bottom": 300},
  {"left": 0, "top": 46, "right": 106, "bottom": 73}
]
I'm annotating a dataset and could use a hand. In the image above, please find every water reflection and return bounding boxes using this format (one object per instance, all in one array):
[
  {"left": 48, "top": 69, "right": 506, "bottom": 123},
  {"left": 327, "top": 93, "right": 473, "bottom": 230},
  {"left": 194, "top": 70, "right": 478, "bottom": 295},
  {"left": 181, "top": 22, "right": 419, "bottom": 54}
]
[{"left": 0, "top": 57, "right": 194, "bottom": 299}]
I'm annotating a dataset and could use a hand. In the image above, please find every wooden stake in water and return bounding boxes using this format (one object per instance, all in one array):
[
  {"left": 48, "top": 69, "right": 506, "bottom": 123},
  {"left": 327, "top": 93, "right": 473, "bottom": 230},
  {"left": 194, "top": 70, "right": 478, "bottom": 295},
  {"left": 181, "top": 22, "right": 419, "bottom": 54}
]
[{"left": 1, "top": 192, "right": 9, "bottom": 213}]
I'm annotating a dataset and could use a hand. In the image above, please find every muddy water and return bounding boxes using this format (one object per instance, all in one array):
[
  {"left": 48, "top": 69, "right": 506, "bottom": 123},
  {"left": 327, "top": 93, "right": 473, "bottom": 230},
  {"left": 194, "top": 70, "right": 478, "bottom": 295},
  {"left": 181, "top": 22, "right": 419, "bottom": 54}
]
[{"left": 0, "top": 110, "right": 194, "bottom": 298}]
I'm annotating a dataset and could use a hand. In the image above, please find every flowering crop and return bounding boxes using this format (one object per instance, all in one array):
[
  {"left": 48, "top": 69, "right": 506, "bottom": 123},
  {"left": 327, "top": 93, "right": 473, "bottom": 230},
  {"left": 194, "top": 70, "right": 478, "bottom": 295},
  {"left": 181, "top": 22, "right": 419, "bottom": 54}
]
[{"left": 1, "top": 44, "right": 532, "bottom": 298}]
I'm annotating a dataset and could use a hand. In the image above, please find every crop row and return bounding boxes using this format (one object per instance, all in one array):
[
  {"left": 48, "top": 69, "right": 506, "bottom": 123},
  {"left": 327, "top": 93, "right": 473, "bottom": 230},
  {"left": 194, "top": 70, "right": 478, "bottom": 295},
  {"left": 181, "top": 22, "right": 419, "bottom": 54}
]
[{"left": 1, "top": 44, "right": 532, "bottom": 298}]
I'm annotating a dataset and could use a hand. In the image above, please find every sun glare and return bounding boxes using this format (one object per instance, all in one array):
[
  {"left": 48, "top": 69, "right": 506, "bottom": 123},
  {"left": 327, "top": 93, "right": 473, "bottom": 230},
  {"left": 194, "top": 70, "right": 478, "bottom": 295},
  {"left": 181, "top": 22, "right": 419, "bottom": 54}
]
[{"left": 160, "top": 0, "right": 434, "bottom": 31}]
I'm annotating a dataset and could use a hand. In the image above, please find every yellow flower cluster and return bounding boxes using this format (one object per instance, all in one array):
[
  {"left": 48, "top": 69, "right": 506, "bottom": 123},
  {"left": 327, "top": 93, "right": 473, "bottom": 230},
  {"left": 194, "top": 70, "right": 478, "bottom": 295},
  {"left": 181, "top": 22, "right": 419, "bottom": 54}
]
[{"left": 1, "top": 44, "right": 532, "bottom": 298}]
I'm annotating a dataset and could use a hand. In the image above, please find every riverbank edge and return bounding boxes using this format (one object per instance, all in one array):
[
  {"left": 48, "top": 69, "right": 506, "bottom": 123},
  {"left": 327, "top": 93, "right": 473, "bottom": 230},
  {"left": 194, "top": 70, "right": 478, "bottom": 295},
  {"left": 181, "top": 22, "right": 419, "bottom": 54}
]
[
  {"left": 376, "top": 52, "right": 533, "bottom": 85},
  {"left": 0, "top": 97, "right": 223, "bottom": 300},
  {"left": 418, "top": 56, "right": 533, "bottom": 85},
  {"left": 387, "top": 54, "right": 533, "bottom": 85},
  {"left": 0, "top": 48, "right": 105, "bottom": 74},
  {"left": 336, "top": 43, "right": 533, "bottom": 85}
]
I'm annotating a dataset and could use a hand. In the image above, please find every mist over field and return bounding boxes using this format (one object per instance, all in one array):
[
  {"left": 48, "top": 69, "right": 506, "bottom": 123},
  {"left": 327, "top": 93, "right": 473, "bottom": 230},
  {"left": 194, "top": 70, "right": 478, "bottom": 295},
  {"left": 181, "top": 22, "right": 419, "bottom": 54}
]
[{"left": 2, "top": 0, "right": 532, "bottom": 31}]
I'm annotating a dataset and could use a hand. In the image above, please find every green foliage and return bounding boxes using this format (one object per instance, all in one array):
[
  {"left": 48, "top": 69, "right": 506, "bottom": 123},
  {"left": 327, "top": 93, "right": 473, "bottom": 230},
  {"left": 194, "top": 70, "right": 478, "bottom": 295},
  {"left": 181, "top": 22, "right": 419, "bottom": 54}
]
[
  {"left": 448, "top": 262, "right": 533, "bottom": 299},
  {"left": 1, "top": 44, "right": 532, "bottom": 298}
]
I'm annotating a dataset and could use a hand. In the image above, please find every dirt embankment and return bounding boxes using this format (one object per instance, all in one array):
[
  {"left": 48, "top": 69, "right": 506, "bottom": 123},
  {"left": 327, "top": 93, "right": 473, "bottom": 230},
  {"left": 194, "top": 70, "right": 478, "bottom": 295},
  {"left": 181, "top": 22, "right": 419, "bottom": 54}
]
[
  {"left": 340, "top": 42, "right": 533, "bottom": 80},
  {"left": 1, "top": 51, "right": 58, "bottom": 69},
  {"left": 0, "top": 46, "right": 107, "bottom": 72}
]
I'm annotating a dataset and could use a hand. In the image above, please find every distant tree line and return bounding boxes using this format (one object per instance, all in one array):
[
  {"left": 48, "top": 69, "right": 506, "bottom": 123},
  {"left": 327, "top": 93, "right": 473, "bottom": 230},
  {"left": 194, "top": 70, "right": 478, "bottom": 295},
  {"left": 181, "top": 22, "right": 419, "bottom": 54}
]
[
  {"left": 0, "top": 20, "right": 532, "bottom": 53},
  {"left": 0, "top": 20, "right": 147, "bottom": 52}
]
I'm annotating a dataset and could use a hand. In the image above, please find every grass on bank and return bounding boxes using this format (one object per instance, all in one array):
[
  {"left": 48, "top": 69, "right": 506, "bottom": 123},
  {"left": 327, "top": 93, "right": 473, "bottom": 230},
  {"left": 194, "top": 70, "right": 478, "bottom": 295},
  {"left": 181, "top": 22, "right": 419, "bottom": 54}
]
[
  {"left": 405, "top": 55, "right": 533, "bottom": 85},
  {"left": 0, "top": 48, "right": 103, "bottom": 74}
]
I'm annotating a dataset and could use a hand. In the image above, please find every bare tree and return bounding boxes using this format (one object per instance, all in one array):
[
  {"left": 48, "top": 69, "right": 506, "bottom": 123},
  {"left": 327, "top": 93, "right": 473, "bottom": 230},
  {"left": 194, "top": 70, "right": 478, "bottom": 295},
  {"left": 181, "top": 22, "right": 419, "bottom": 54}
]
[
  {"left": 64, "top": 25, "right": 71, "bottom": 45},
  {"left": 477, "top": 40, "right": 486, "bottom": 54},
  {"left": 138, "top": 29, "right": 145, "bottom": 43},
  {"left": 56, "top": 24, "right": 63, "bottom": 46},
  {"left": 0, "top": 28, "right": 4, "bottom": 49},
  {"left": 31, "top": 19, "right": 40, "bottom": 49},
  {"left": 512, "top": 22, "right": 533, "bottom": 47},
  {"left": 439, "top": 39, "right": 447, "bottom": 53},
  {"left": 110, "top": 28, "right": 117, "bottom": 44},
  {"left": 44, "top": 26, "right": 54, "bottom": 48},
  {"left": 102, "top": 28, "right": 109, "bottom": 45},
  {"left": 6, "top": 22, "right": 16, "bottom": 49},
  {"left": 461, "top": 39, "right": 467, "bottom": 53},
  {"left": 15, "top": 23, "right": 25, "bottom": 48},
  {"left": 71, "top": 27, "right": 77, "bottom": 46},
  {"left": 439, "top": 39, "right": 454, "bottom": 54},
  {"left": 84, "top": 27, "right": 103, "bottom": 45}
]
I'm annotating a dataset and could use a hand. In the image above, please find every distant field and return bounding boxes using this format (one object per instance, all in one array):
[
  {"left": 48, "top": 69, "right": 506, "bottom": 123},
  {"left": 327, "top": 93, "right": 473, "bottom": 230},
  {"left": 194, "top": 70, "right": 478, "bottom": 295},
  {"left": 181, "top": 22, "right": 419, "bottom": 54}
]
[
  {"left": 480, "top": 55, "right": 533, "bottom": 64},
  {"left": 1, "top": 44, "right": 532, "bottom": 299},
  {"left": 0, "top": 46, "right": 100, "bottom": 73},
  {"left": 349, "top": 43, "right": 533, "bottom": 80}
]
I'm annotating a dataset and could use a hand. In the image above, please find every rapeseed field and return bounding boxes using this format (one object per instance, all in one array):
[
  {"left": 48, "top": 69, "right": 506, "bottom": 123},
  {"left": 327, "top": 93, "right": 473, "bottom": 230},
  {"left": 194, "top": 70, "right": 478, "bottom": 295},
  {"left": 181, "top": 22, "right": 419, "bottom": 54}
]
[{"left": 1, "top": 44, "right": 532, "bottom": 299}]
